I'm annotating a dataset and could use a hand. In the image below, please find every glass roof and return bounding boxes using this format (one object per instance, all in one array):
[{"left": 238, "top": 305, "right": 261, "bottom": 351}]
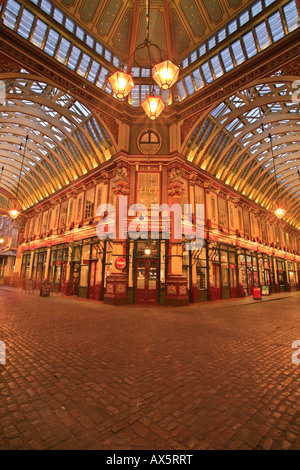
[
  {"left": 185, "top": 77, "right": 300, "bottom": 227},
  {"left": 0, "top": 76, "right": 114, "bottom": 209}
]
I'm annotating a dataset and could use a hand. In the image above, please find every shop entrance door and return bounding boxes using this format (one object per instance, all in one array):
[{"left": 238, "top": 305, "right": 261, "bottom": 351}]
[
  {"left": 135, "top": 259, "right": 158, "bottom": 304},
  {"left": 89, "top": 261, "right": 97, "bottom": 299},
  {"left": 213, "top": 264, "right": 221, "bottom": 300}
]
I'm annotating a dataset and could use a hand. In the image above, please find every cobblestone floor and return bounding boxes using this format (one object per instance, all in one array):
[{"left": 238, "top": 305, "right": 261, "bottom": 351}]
[{"left": 0, "top": 286, "right": 300, "bottom": 450}]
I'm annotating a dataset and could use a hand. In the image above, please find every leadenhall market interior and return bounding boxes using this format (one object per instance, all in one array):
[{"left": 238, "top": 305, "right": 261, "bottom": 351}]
[{"left": 0, "top": 0, "right": 300, "bottom": 306}]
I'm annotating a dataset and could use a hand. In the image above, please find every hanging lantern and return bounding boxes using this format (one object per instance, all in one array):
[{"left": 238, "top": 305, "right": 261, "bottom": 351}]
[
  {"left": 141, "top": 95, "right": 165, "bottom": 120},
  {"left": 274, "top": 207, "right": 286, "bottom": 219},
  {"left": 8, "top": 209, "right": 20, "bottom": 220},
  {"left": 108, "top": 71, "right": 135, "bottom": 99},
  {"left": 8, "top": 209, "right": 20, "bottom": 219},
  {"left": 152, "top": 60, "right": 179, "bottom": 90}
]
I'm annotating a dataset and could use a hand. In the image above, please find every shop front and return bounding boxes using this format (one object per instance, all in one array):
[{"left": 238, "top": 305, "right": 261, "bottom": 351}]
[
  {"left": 238, "top": 249, "right": 260, "bottom": 297},
  {"left": 48, "top": 244, "right": 69, "bottom": 294},
  {"left": 276, "top": 258, "right": 287, "bottom": 292},
  {"left": 287, "top": 260, "right": 297, "bottom": 291},
  {"left": 32, "top": 248, "right": 47, "bottom": 290}
]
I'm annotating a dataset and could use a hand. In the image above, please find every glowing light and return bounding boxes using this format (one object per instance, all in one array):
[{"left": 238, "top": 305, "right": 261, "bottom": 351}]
[
  {"left": 274, "top": 207, "right": 286, "bottom": 219},
  {"left": 9, "top": 209, "right": 20, "bottom": 219},
  {"left": 141, "top": 96, "right": 165, "bottom": 120},
  {"left": 108, "top": 71, "right": 135, "bottom": 99},
  {"left": 152, "top": 60, "right": 179, "bottom": 90}
]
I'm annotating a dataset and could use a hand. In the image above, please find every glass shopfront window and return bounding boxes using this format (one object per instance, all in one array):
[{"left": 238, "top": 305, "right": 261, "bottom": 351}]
[
  {"left": 239, "top": 249, "right": 260, "bottom": 295},
  {"left": 219, "top": 244, "right": 237, "bottom": 298},
  {"left": 137, "top": 172, "right": 160, "bottom": 208},
  {"left": 21, "top": 252, "right": 31, "bottom": 279},
  {"left": 220, "top": 250, "right": 229, "bottom": 287},
  {"left": 196, "top": 247, "right": 207, "bottom": 291},
  {"left": 276, "top": 258, "right": 286, "bottom": 286},
  {"left": 80, "top": 244, "right": 91, "bottom": 287},
  {"left": 288, "top": 261, "right": 296, "bottom": 286},
  {"left": 48, "top": 245, "right": 68, "bottom": 288}
]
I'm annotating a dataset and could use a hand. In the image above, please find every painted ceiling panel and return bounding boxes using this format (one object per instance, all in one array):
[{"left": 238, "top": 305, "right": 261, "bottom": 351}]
[
  {"left": 79, "top": 0, "right": 99, "bottom": 23},
  {"left": 49, "top": 0, "right": 251, "bottom": 62},
  {"left": 97, "top": 0, "right": 122, "bottom": 37},
  {"left": 113, "top": 8, "right": 132, "bottom": 56},
  {"left": 180, "top": 0, "right": 205, "bottom": 38}
]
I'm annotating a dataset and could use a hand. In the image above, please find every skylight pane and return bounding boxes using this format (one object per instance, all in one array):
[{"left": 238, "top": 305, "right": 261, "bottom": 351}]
[
  {"left": 283, "top": 0, "right": 300, "bottom": 32},
  {"left": 86, "top": 34, "right": 94, "bottom": 48},
  {"left": 87, "top": 61, "right": 100, "bottom": 83},
  {"left": 192, "top": 69, "right": 204, "bottom": 90},
  {"left": 55, "top": 37, "right": 71, "bottom": 63},
  {"left": 239, "top": 10, "right": 250, "bottom": 26},
  {"left": 231, "top": 40, "right": 245, "bottom": 65},
  {"left": 190, "top": 51, "right": 197, "bottom": 63},
  {"left": 104, "top": 49, "right": 112, "bottom": 62},
  {"left": 220, "top": 47, "right": 234, "bottom": 72},
  {"left": 65, "top": 17, "right": 74, "bottom": 33},
  {"left": 210, "top": 55, "right": 223, "bottom": 78},
  {"left": 201, "top": 62, "right": 213, "bottom": 83},
  {"left": 208, "top": 36, "right": 216, "bottom": 50},
  {"left": 199, "top": 44, "right": 206, "bottom": 56},
  {"left": 44, "top": 28, "right": 60, "bottom": 56},
  {"left": 77, "top": 53, "right": 91, "bottom": 77},
  {"left": 255, "top": 22, "right": 271, "bottom": 50},
  {"left": 182, "top": 57, "right": 189, "bottom": 69},
  {"left": 176, "top": 80, "right": 187, "bottom": 100},
  {"left": 53, "top": 7, "right": 64, "bottom": 24},
  {"left": 251, "top": 0, "right": 262, "bottom": 17},
  {"left": 268, "top": 12, "right": 285, "bottom": 42},
  {"left": 218, "top": 28, "right": 226, "bottom": 42},
  {"left": 67, "top": 45, "right": 81, "bottom": 70},
  {"left": 228, "top": 19, "right": 237, "bottom": 35},
  {"left": 184, "top": 75, "right": 195, "bottom": 95},
  {"left": 31, "top": 19, "right": 48, "bottom": 48},
  {"left": 40, "top": 0, "right": 52, "bottom": 15},
  {"left": 17, "top": 8, "right": 35, "bottom": 39},
  {"left": 76, "top": 25, "right": 85, "bottom": 41},
  {"left": 96, "top": 67, "right": 108, "bottom": 88},
  {"left": 96, "top": 42, "right": 103, "bottom": 55},
  {"left": 242, "top": 31, "right": 258, "bottom": 58},
  {"left": 3, "top": 0, "right": 21, "bottom": 29}
]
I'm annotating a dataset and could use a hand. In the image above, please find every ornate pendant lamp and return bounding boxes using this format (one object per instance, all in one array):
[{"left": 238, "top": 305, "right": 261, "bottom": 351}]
[
  {"left": 108, "top": 0, "right": 179, "bottom": 118},
  {"left": 108, "top": 71, "right": 135, "bottom": 99},
  {"left": 141, "top": 95, "right": 165, "bottom": 120},
  {"left": 152, "top": 60, "right": 180, "bottom": 90},
  {"left": 274, "top": 207, "right": 286, "bottom": 219}
]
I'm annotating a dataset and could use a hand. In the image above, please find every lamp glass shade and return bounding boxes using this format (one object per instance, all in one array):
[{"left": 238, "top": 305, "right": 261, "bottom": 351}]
[
  {"left": 0, "top": 238, "right": 4, "bottom": 244},
  {"left": 108, "top": 71, "right": 135, "bottom": 99},
  {"left": 141, "top": 95, "right": 165, "bottom": 119},
  {"left": 9, "top": 209, "right": 19, "bottom": 219},
  {"left": 274, "top": 207, "right": 286, "bottom": 219},
  {"left": 152, "top": 60, "right": 179, "bottom": 89}
]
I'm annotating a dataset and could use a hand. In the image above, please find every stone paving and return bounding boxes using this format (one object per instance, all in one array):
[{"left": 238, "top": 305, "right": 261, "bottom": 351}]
[{"left": 0, "top": 286, "right": 300, "bottom": 450}]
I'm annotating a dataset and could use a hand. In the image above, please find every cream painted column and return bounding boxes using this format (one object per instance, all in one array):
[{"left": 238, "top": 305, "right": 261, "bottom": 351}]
[
  {"left": 104, "top": 165, "right": 129, "bottom": 305},
  {"left": 165, "top": 166, "right": 189, "bottom": 306},
  {"left": 44, "top": 247, "right": 51, "bottom": 281}
]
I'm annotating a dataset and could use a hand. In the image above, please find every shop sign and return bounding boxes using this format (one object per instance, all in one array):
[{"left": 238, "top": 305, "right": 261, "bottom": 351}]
[
  {"left": 116, "top": 257, "right": 126, "bottom": 270},
  {"left": 262, "top": 286, "right": 270, "bottom": 295}
]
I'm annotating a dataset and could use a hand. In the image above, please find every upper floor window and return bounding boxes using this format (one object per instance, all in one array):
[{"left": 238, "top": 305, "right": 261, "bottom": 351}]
[{"left": 84, "top": 188, "right": 95, "bottom": 220}]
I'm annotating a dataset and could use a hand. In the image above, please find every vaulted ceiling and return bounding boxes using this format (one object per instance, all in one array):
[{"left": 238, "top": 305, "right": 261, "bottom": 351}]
[{"left": 0, "top": 0, "right": 299, "bottom": 228}]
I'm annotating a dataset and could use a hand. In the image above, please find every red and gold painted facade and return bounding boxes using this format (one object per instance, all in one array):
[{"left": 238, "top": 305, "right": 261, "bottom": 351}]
[{"left": 18, "top": 153, "right": 300, "bottom": 306}]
